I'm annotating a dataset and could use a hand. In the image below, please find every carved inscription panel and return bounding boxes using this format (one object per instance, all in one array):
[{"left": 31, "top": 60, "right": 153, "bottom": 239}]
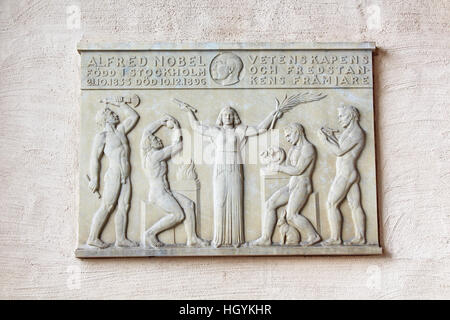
[
  {"left": 77, "top": 42, "right": 381, "bottom": 257},
  {"left": 82, "top": 51, "right": 372, "bottom": 89}
]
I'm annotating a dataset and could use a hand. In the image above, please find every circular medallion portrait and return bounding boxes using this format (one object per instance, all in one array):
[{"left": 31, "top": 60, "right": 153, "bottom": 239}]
[{"left": 209, "top": 52, "right": 243, "bottom": 86}]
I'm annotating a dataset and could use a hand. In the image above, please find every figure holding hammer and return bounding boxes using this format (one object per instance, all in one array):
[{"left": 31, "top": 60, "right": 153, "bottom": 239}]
[{"left": 86, "top": 96, "right": 140, "bottom": 249}]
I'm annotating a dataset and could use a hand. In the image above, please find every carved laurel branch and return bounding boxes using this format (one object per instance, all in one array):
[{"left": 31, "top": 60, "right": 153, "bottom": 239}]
[{"left": 270, "top": 92, "right": 327, "bottom": 129}]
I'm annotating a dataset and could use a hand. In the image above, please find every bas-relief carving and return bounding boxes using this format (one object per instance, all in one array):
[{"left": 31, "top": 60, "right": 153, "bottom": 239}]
[
  {"left": 179, "top": 99, "right": 277, "bottom": 247},
  {"left": 210, "top": 52, "right": 243, "bottom": 86},
  {"left": 259, "top": 146, "right": 286, "bottom": 175},
  {"left": 77, "top": 43, "right": 381, "bottom": 257},
  {"left": 318, "top": 104, "right": 366, "bottom": 246},
  {"left": 140, "top": 115, "right": 207, "bottom": 248},
  {"left": 278, "top": 209, "right": 301, "bottom": 246},
  {"left": 86, "top": 97, "right": 140, "bottom": 249},
  {"left": 250, "top": 123, "right": 321, "bottom": 247},
  {"left": 175, "top": 93, "right": 325, "bottom": 247},
  {"left": 176, "top": 159, "right": 200, "bottom": 182}
]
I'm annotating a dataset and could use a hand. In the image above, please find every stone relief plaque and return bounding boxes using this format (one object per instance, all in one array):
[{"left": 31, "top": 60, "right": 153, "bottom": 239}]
[{"left": 76, "top": 42, "right": 382, "bottom": 257}]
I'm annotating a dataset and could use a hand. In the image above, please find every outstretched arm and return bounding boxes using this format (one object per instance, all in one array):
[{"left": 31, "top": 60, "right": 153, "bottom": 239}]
[
  {"left": 183, "top": 107, "right": 217, "bottom": 137},
  {"left": 245, "top": 110, "right": 278, "bottom": 137},
  {"left": 88, "top": 133, "right": 106, "bottom": 193}
]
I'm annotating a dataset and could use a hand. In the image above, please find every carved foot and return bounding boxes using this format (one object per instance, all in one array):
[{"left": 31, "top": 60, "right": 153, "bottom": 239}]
[
  {"left": 300, "top": 234, "right": 321, "bottom": 246},
  {"left": 344, "top": 237, "right": 366, "bottom": 246},
  {"left": 248, "top": 237, "right": 272, "bottom": 247},
  {"left": 187, "top": 238, "right": 210, "bottom": 248},
  {"left": 115, "top": 238, "right": 138, "bottom": 248},
  {"left": 146, "top": 234, "right": 165, "bottom": 248},
  {"left": 320, "top": 238, "right": 342, "bottom": 246},
  {"left": 87, "top": 238, "right": 110, "bottom": 249}
]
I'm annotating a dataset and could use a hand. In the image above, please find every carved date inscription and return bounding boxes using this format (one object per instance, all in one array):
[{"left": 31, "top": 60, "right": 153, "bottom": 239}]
[
  {"left": 81, "top": 51, "right": 372, "bottom": 89},
  {"left": 84, "top": 53, "right": 208, "bottom": 88}
]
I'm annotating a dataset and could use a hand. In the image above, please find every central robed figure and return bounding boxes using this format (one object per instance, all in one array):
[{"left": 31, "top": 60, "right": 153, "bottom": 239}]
[{"left": 181, "top": 104, "right": 281, "bottom": 247}]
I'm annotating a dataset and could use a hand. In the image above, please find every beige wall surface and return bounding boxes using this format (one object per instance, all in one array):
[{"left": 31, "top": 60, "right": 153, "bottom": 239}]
[{"left": 0, "top": 0, "right": 448, "bottom": 299}]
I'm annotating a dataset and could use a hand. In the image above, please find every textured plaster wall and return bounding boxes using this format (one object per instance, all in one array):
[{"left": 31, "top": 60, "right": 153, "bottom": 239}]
[{"left": 0, "top": 0, "right": 449, "bottom": 299}]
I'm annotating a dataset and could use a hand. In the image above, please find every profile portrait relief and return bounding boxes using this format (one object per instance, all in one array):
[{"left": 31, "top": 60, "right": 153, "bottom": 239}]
[{"left": 210, "top": 52, "right": 243, "bottom": 86}]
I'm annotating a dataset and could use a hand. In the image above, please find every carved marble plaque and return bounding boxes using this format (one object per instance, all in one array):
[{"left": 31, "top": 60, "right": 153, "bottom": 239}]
[{"left": 76, "top": 42, "right": 382, "bottom": 257}]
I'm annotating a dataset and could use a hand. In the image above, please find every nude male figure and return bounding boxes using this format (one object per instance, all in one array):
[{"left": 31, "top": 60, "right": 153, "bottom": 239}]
[
  {"left": 319, "top": 104, "right": 366, "bottom": 245},
  {"left": 141, "top": 115, "right": 208, "bottom": 248},
  {"left": 251, "top": 123, "right": 321, "bottom": 246},
  {"left": 87, "top": 97, "right": 139, "bottom": 248}
]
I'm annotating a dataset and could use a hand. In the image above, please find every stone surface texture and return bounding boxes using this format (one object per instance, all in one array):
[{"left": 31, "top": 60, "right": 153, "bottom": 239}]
[{"left": 0, "top": 0, "right": 449, "bottom": 299}]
